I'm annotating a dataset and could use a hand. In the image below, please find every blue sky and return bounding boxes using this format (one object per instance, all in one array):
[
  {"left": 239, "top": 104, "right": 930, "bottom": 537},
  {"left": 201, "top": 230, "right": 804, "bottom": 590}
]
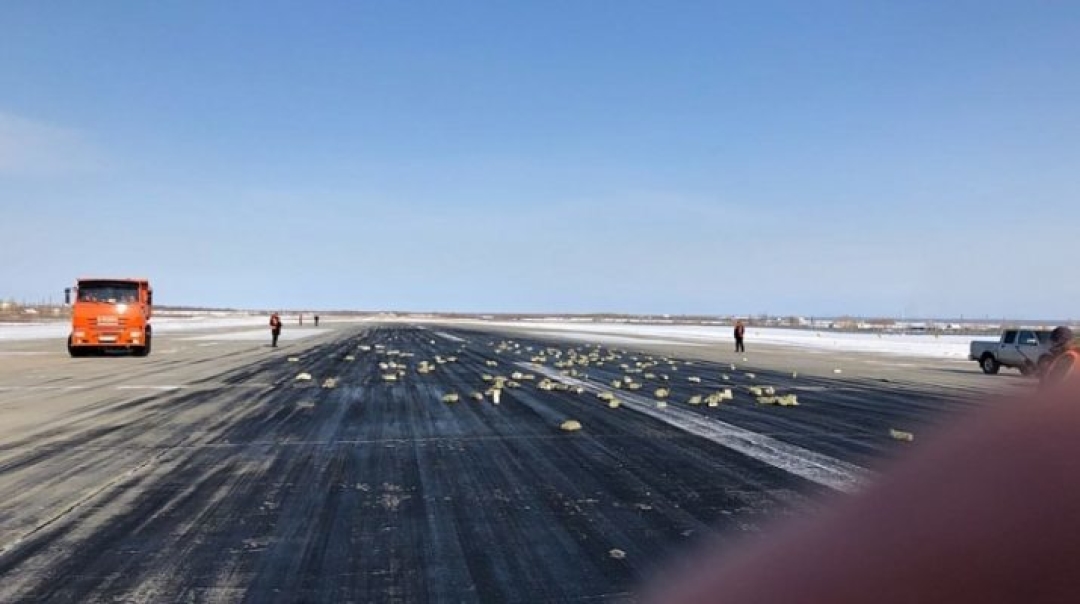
[{"left": 1, "top": 1, "right": 1077, "bottom": 318}]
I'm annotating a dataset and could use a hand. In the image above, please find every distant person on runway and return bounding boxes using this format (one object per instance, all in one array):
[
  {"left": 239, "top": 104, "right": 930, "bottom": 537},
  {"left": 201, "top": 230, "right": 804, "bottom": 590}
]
[
  {"left": 734, "top": 321, "right": 746, "bottom": 353},
  {"left": 314, "top": 315, "right": 320, "bottom": 327},
  {"left": 269, "top": 312, "right": 282, "bottom": 347}
]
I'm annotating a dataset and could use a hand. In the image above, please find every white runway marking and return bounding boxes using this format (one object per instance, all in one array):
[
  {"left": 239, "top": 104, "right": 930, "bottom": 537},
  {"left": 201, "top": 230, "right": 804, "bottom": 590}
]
[
  {"left": 525, "top": 364, "right": 870, "bottom": 493},
  {"left": 434, "top": 331, "right": 466, "bottom": 343},
  {"left": 116, "top": 385, "right": 185, "bottom": 391}
]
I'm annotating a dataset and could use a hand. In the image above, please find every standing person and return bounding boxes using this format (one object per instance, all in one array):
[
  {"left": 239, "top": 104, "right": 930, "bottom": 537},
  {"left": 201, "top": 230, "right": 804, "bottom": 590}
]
[
  {"left": 269, "top": 312, "right": 282, "bottom": 348},
  {"left": 1041, "top": 326, "right": 1078, "bottom": 387},
  {"left": 734, "top": 321, "right": 746, "bottom": 353},
  {"left": 314, "top": 315, "right": 320, "bottom": 327}
]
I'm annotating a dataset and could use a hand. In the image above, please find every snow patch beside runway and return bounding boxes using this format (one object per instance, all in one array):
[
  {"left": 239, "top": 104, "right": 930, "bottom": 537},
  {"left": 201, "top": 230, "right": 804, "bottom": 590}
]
[
  {"left": 0, "top": 316, "right": 270, "bottom": 342},
  {"left": 472, "top": 320, "right": 977, "bottom": 360}
]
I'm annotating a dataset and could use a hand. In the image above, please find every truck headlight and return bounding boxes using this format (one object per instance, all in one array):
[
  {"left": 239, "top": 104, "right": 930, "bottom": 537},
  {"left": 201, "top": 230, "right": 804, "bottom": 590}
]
[
  {"left": 130, "top": 331, "right": 142, "bottom": 339},
  {"left": 74, "top": 330, "right": 86, "bottom": 338}
]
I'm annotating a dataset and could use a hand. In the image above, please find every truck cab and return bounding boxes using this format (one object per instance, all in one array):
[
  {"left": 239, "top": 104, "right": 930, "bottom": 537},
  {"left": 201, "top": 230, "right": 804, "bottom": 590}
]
[{"left": 66, "top": 278, "right": 153, "bottom": 357}]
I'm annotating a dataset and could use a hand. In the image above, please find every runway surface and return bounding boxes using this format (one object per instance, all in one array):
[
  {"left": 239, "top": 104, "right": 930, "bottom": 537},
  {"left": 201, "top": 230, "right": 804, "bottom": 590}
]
[{"left": 0, "top": 322, "right": 1024, "bottom": 602}]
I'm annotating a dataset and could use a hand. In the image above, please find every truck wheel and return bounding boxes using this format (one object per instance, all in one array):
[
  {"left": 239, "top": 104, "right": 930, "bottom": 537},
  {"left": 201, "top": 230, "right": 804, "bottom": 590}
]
[
  {"left": 1037, "top": 355, "right": 1053, "bottom": 376},
  {"left": 1015, "top": 360, "right": 1041, "bottom": 376},
  {"left": 980, "top": 354, "right": 1000, "bottom": 375},
  {"left": 67, "top": 336, "right": 82, "bottom": 358},
  {"left": 133, "top": 331, "right": 152, "bottom": 357}
]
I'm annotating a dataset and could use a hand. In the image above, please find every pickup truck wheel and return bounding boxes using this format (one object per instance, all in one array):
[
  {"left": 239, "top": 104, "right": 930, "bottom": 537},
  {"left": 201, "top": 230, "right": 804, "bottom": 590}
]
[
  {"left": 980, "top": 354, "right": 1000, "bottom": 375},
  {"left": 1037, "top": 355, "right": 1053, "bottom": 376}
]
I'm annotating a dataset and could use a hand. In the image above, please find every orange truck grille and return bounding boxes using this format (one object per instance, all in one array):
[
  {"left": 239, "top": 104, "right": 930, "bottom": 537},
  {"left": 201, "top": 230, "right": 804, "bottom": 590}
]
[{"left": 94, "top": 316, "right": 129, "bottom": 328}]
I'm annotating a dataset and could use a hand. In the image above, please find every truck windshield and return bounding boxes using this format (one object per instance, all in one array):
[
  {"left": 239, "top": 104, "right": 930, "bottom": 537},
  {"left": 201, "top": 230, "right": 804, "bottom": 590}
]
[{"left": 77, "top": 282, "right": 140, "bottom": 304}]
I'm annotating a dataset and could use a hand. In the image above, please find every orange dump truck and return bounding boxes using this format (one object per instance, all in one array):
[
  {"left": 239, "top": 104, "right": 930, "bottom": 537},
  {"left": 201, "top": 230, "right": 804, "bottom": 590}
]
[{"left": 65, "top": 278, "right": 153, "bottom": 357}]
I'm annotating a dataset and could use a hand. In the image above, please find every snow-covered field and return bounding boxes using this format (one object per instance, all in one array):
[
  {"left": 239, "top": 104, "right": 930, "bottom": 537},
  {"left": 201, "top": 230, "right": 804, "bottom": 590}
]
[
  {"left": 2, "top": 315, "right": 984, "bottom": 360},
  {"left": 442, "top": 320, "right": 980, "bottom": 360},
  {"left": 0, "top": 316, "right": 268, "bottom": 342}
]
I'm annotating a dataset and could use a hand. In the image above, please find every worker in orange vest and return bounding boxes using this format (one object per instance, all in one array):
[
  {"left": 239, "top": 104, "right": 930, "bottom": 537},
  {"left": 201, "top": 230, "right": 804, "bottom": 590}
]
[{"left": 1041, "top": 326, "right": 1078, "bottom": 387}]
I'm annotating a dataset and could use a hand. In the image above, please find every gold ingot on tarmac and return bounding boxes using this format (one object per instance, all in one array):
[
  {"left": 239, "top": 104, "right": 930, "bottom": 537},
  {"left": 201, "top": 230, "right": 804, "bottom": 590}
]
[
  {"left": 890, "top": 429, "right": 914, "bottom": 442},
  {"left": 758, "top": 394, "right": 798, "bottom": 406}
]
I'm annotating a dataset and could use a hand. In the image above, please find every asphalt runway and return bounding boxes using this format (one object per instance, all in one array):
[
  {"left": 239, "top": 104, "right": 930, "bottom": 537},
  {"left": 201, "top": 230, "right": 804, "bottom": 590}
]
[{"left": 0, "top": 322, "right": 1026, "bottom": 602}]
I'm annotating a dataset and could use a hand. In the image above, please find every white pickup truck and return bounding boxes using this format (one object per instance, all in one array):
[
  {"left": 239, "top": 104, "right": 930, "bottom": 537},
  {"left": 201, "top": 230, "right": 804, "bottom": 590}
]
[{"left": 969, "top": 329, "right": 1055, "bottom": 375}]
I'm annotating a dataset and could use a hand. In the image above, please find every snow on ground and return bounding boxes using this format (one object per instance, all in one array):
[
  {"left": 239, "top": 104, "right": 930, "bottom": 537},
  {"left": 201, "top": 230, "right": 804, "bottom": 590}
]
[
  {"left": 2, "top": 313, "right": 986, "bottom": 360},
  {"left": 440, "top": 320, "right": 982, "bottom": 360},
  {"left": 0, "top": 316, "right": 269, "bottom": 342}
]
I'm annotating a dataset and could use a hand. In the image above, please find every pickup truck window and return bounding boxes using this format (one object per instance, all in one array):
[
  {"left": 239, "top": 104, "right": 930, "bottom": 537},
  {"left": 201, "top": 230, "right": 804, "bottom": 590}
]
[
  {"left": 1002, "top": 331, "right": 1018, "bottom": 345},
  {"left": 1018, "top": 331, "right": 1039, "bottom": 346}
]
